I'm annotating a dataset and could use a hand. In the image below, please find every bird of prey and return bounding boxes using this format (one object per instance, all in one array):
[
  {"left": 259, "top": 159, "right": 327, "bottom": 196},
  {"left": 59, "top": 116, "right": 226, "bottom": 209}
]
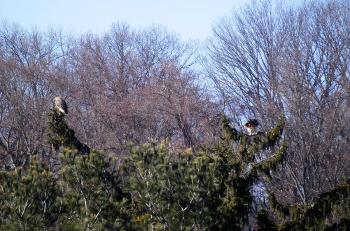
[
  {"left": 54, "top": 96, "right": 68, "bottom": 114},
  {"left": 244, "top": 119, "right": 259, "bottom": 135}
]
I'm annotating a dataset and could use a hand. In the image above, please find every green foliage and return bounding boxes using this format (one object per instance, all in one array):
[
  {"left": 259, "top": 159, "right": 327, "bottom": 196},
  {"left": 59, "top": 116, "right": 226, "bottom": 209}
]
[
  {"left": 221, "top": 114, "right": 244, "bottom": 141},
  {"left": 46, "top": 109, "right": 90, "bottom": 154},
  {"left": 0, "top": 107, "right": 130, "bottom": 230},
  {"left": 46, "top": 107, "right": 131, "bottom": 230},
  {"left": 125, "top": 142, "right": 220, "bottom": 230},
  {"left": 266, "top": 180, "right": 350, "bottom": 231},
  {"left": 58, "top": 148, "right": 131, "bottom": 230},
  {"left": 0, "top": 157, "right": 59, "bottom": 230},
  {"left": 257, "top": 209, "right": 278, "bottom": 231},
  {"left": 124, "top": 115, "right": 286, "bottom": 230},
  {"left": 214, "top": 114, "right": 285, "bottom": 229},
  {"left": 1, "top": 108, "right": 348, "bottom": 230},
  {"left": 250, "top": 143, "right": 286, "bottom": 179}
]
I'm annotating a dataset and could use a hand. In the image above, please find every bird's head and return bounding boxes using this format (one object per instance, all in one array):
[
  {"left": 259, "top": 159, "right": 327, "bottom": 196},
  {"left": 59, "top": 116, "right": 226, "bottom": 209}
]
[{"left": 244, "top": 119, "right": 259, "bottom": 135}]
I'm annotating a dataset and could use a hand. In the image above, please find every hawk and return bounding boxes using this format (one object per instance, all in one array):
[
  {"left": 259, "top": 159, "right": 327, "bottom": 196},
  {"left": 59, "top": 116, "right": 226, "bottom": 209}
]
[
  {"left": 54, "top": 96, "right": 68, "bottom": 114},
  {"left": 244, "top": 119, "right": 259, "bottom": 135}
]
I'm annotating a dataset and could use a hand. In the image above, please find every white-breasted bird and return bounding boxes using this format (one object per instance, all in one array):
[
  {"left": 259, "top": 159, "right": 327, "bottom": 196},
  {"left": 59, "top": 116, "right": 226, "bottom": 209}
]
[
  {"left": 244, "top": 119, "right": 259, "bottom": 135},
  {"left": 54, "top": 96, "right": 68, "bottom": 114}
]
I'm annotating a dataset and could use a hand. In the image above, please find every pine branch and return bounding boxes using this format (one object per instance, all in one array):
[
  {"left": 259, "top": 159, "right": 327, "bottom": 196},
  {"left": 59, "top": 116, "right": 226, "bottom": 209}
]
[
  {"left": 250, "top": 142, "right": 286, "bottom": 178},
  {"left": 268, "top": 180, "right": 350, "bottom": 230},
  {"left": 220, "top": 114, "right": 244, "bottom": 141}
]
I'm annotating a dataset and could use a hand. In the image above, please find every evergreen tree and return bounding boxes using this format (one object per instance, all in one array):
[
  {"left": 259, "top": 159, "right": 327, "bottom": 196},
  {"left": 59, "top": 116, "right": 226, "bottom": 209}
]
[
  {"left": 258, "top": 179, "right": 350, "bottom": 231},
  {"left": 47, "top": 109, "right": 90, "bottom": 154},
  {"left": 205, "top": 114, "right": 285, "bottom": 230},
  {"left": 0, "top": 103, "right": 347, "bottom": 231},
  {"left": 125, "top": 141, "right": 226, "bottom": 230},
  {"left": 125, "top": 115, "right": 286, "bottom": 230},
  {"left": 0, "top": 157, "right": 59, "bottom": 230},
  {"left": 58, "top": 148, "right": 131, "bottom": 230},
  {"left": 46, "top": 106, "right": 131, "bottom": 230}
]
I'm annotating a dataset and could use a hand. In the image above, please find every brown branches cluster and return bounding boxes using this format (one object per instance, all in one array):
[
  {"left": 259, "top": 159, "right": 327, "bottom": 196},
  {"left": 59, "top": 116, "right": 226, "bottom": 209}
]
[
  {"left": 208, "top": 0, "right": 350, "bottom": 204},
  {"left": 0, "top": 23, "right": 220, "bottom": 169}
]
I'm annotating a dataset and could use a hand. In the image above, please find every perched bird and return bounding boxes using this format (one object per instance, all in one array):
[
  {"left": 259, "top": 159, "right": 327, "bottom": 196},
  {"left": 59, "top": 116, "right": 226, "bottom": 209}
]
[
  {"left": 54, "top": 96, "right": 68, "bottom": 114},
  {"left": 244, "top": 119, "right": 259, "bottom": 135}
]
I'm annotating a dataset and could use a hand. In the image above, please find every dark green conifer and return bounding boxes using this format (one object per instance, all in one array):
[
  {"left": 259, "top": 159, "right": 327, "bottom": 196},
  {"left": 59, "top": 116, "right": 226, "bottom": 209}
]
[
  {"left": 125, "top": 115, "right": 286, "bottom": 230},
  {"left": 265, "top": 179, "right": 350, "bottom": 231},
  {"left": 46, "top": 108, "right": 90, "bottom": 154},
  {"left": 0, "top": 157, "right": 59, "bottom": 230}
]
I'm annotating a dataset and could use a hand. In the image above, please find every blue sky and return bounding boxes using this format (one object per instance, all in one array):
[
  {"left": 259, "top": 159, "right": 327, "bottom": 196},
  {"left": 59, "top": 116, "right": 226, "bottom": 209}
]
[{"left": 0, "top": 0, "right": 250, "bottom": 40}]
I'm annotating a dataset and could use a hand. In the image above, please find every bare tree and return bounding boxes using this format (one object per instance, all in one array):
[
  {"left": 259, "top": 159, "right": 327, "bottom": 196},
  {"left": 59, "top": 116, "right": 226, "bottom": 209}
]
[
  {"left": 207, "top": 0, "right": 350, "bottom": 204},
  {"left": 52, "top": 24, "right": 219, "bottom": 155},
  {"left": 0, "top": 23, "right": 68, "bottom": 168},
  {"left": 0, "top": 22, "right": 220, "bottom": 169}
]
